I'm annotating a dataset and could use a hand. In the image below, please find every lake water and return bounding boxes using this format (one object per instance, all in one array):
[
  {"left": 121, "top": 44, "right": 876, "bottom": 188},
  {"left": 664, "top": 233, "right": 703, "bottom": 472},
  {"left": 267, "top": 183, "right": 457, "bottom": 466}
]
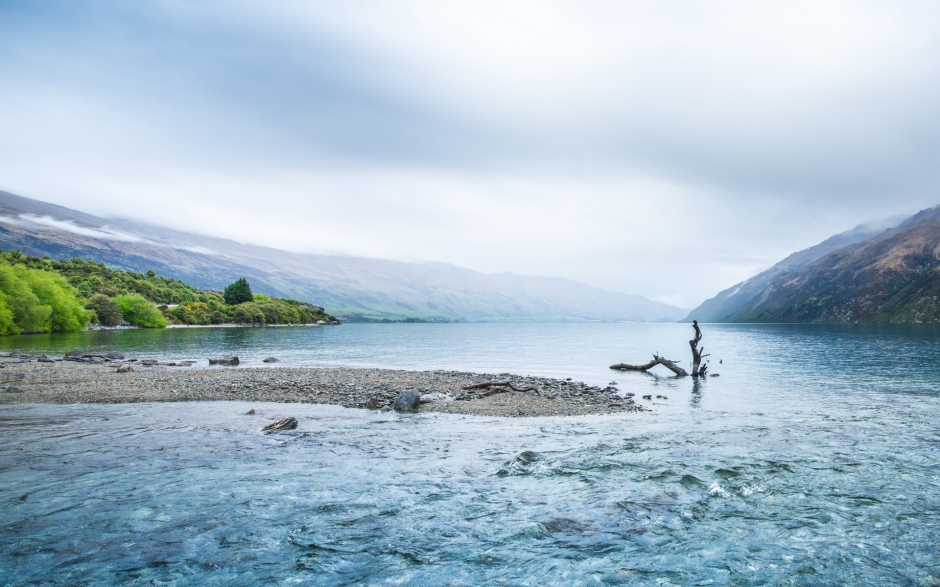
[{"left": 2, "top": 323, "right": 940, "bottom": 585}]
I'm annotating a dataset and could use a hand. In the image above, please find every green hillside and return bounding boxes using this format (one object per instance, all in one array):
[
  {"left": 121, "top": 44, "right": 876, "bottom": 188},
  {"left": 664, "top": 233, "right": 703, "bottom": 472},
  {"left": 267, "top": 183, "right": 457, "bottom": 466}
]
[{"left": 0, "top": 249, "right": 337, "bottom": 334}]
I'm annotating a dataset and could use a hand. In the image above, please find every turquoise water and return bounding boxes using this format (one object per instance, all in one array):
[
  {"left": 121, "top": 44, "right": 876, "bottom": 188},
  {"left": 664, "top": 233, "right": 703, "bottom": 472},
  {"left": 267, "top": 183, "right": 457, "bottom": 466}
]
[{"left": 1, "top": 323, "right": 940, "bottom": 585}]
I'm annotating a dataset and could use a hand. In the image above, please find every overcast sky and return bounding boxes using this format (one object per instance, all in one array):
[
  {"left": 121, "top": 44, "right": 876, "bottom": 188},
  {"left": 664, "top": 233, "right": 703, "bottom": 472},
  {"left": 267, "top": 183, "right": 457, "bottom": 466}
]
[{"left": 2, "top": 1, "right": 940, "bottom": 308}]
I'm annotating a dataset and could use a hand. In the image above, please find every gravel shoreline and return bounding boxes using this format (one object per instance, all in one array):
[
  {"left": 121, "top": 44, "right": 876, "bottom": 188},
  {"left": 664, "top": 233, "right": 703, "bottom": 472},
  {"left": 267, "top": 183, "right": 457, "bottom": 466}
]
[{"left": 0, "top": 355, "right": 642, "bottom": 417}]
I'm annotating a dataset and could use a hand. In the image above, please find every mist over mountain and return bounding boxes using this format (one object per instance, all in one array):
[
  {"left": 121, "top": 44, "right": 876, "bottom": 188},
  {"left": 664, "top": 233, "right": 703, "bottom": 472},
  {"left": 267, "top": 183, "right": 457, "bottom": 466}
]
[
  {"left": 0, "top": 191, "right": 685, "bottom": 323},
  {"left": 687, "top": 204, "right": 940, "bottom": 323}
]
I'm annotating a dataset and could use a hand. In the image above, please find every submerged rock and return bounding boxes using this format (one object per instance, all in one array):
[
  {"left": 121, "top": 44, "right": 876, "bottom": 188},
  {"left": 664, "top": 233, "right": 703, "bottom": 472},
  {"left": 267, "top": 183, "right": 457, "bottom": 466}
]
[
  {"left": 262, "top": 357, "right": 279, "bottom": 363},
  {"left": 261, "top": 417, "right": 298, "bottom": 432},
  {"left": 393, "top": 391, "right": 421, "bottom": 413}
]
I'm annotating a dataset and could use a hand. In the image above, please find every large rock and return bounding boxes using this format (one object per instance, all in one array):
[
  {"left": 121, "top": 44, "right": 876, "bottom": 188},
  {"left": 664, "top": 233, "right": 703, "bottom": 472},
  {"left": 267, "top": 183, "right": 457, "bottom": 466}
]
[
  {"left": 393, "top": 392, "right": 421, "bottom": 413},
  {"left": 261, "top": 417, "right": 298, "bottom": 433},
  {"left": 209, "top": 356, "right": 239, "bottom": 366}
]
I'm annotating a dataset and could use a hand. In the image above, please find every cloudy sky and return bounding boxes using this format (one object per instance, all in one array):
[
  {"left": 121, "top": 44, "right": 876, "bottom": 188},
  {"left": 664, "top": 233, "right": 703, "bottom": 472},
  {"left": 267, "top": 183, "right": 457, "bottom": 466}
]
[{"left": 2, "top": 1, "right": 940, "bottom": 308}]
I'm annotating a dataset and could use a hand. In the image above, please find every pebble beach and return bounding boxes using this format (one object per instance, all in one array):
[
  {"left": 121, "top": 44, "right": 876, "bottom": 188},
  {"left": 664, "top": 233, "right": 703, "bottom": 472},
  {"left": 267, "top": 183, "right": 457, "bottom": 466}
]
[{"left": 0, "top": 353, "right": 642, "bottom": 417}]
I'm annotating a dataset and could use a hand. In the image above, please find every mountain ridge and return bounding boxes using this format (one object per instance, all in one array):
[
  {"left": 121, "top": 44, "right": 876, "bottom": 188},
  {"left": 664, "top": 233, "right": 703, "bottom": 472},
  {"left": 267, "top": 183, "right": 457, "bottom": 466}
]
[
  {"left": 686, "top": 204, "right": 940, "bottom": 323},
  {"left": 0, "top": 190, "right": 685, "bottom": 322}
]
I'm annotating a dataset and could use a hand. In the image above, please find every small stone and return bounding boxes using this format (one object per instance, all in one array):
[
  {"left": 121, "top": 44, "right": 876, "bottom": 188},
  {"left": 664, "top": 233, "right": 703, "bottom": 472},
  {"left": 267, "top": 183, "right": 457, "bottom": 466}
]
[
  {"left": 393, "top": 391, "right": 421, "bottom": 413},
  {"left": 246, "top": 409, "right": 255, "bottom": 415},
  {"left": 710, "top": 373, "right": 720, "bottom": 377},
  {"left": 642, "top": 395, "right": 652, "bottom": 400},
  {"left": 262, "top": 357, "right": 279, "bottom": 363}
]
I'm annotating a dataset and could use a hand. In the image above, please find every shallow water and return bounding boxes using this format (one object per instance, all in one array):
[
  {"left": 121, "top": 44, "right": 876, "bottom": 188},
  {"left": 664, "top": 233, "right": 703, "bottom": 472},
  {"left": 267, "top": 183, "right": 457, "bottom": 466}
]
[{"left": 2, "top": 323, "right": 940, "bottom": 585}]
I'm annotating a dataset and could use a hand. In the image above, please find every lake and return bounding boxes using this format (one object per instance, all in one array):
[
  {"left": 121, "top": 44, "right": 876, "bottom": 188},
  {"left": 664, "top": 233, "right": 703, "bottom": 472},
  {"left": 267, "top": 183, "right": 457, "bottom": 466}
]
[{"left": 2, "top": 323, "right": 940, "bottom": 585}]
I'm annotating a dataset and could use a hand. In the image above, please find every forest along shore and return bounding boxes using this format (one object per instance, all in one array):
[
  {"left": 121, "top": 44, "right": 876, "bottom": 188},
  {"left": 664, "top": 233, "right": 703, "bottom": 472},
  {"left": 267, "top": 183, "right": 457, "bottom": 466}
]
[{"left": 0, "top": 354, "right": 641, "bottom": 417}]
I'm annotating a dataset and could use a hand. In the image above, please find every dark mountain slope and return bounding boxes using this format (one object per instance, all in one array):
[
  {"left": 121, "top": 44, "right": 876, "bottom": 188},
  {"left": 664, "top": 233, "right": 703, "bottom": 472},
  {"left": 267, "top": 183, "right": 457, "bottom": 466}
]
[
  {"left": 728, "top": 218, "right": 940, "bottom": 322},
  {"left": 684, "top": 214, "right": 908, "bottom": 322},
  {"left": 0, "top": 190, "right": 685, "bottom": 322}
]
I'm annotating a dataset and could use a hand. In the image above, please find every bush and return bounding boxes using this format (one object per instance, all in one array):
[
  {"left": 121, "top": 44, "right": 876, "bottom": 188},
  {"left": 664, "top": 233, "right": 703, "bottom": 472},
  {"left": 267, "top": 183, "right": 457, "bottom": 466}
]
[
  {"left": 224, "top": 278, "right": 253, "bottom": 305},
  {"left": 114, "top": 293, "right": 167, "bottom": 328},
  {"left": 86, "top": 293, "right": 123, "bottom": 326}
]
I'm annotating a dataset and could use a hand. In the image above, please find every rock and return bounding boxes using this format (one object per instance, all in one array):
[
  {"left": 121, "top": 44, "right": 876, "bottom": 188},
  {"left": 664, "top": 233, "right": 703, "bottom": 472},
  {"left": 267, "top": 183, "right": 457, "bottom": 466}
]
[
  {"left": 642, "top": 395, "right": 652, "bottom": 400},
  {"left": 65, "top": 350, "right": 85, "bottom": 359},
  {"left": 106, "top": 352, "right": 125, "bottom": 360},
  {"left": 393, "top": 391, "right": 421, "bottom": 413},
  {"left": 0, "top": 385, "right": 24, "bottom": 393},
  {"left": 261, "top": 417, "right": 298, "bottom": 432},
  {"left": 609, "top": 381, "right": 618, "bottom": 385},
  {"left": 420, "top": 393, "right": 453, "bottom": 403},
  {"left": 710, "top": 373, "right": 720, "bottom": 377},
  {"left": 316, "top": 320, "right": 327, "bottom": 325},
  {"left": 330, "top": 321, "right": 340, "bottom": 325},
  {"left": 209, "top": 356, "right": 239, "bottom": 366},
  {"left": 262, "top": 357, "right": 279, "bottom": 363},
  {"left": 38, "top": 354, "right": 55, "bottom": 363},
  {"left": 141, "top": 359, "right": 158, "bottom": 366},
  {"left": 365, "top": 396, "right": 383, "bottom": 410},
  {"left": 116, "top": 365, "right": 134, "bottom": 373},
  {"left": 246, "top": 409, "right": 255, "bottom": 415}
]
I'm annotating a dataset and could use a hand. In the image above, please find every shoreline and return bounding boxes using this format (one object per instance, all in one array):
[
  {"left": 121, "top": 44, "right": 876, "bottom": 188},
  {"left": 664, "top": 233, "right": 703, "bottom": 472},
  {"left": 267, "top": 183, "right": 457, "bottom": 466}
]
[{"left": 0, "top": 358, "right": 641, "bottom": 418}]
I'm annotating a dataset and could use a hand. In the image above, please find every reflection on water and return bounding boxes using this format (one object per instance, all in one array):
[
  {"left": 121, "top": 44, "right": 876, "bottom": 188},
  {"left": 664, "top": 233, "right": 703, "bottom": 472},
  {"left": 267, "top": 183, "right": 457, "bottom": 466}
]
[{"left": 1, "top": 323, "right": 940, "bottom": 585}]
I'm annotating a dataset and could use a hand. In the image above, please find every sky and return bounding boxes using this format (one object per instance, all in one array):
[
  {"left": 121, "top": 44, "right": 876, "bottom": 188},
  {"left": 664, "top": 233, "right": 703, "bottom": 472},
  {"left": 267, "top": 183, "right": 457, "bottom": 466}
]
[{"left": 2, "top": 1, "right": 940, "bottom": 309}]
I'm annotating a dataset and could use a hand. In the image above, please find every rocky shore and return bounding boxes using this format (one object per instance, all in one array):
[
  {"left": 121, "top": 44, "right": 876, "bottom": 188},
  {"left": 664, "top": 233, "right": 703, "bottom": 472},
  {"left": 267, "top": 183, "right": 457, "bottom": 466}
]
[{"left": 0, "top": 352, "right": 642, "bottom": 417}]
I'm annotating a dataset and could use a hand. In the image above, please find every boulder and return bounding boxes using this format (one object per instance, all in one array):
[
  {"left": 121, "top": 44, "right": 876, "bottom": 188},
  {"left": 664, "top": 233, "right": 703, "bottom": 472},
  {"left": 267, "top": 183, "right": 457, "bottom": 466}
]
[
  {"left": 262, "top": 357, "right": 279, "bottom": 363},
  {"left": 116, "top": 365, "right": 134, "bottom": 373},
  {"left": 38, "top": 354, "right": 55, "bottom": 363},
  {"left": 393, "top": 391, "right": 421, "bottom": 413},
  {"left": 261, "top": 417, "right": 298, "bottom": 432},
  {"left": 106, "top": 352, "right": 125, "bottom": 360},
  {"left": 209, "top": 356, "right": 240, "bottom": 366}
]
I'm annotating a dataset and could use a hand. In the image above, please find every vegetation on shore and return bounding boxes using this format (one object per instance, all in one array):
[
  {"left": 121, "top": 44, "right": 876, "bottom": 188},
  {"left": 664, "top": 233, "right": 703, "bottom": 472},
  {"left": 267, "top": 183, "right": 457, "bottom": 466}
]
[{"left": 0, "top": 249, "right": 337, "bottom": 334}]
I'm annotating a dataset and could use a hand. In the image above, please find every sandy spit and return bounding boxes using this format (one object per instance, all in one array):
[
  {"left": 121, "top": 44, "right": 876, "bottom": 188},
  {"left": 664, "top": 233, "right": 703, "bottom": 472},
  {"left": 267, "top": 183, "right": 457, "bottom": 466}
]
[{"left": 0, "top": 358, "right": 642, "bottom": 418}]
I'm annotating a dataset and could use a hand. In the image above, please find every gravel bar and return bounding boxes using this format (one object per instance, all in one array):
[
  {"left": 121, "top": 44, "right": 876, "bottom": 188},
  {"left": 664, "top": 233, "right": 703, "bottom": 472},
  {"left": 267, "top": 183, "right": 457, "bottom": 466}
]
[{"left": 0, "top": 356, "right": 642, "bottom": 417}]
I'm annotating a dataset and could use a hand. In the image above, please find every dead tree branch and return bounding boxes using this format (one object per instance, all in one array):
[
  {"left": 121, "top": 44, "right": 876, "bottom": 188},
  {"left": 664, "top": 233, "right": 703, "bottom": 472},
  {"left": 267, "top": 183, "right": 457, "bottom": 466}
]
[
  {"left": 461, "top": 381, "right": 539, "bottom": 393},
  {"left": 689, "top": 320, "right": 708, "bottom": 377},
  {"left": 610, "top": 354, "right": 689, "bottom": 377}
]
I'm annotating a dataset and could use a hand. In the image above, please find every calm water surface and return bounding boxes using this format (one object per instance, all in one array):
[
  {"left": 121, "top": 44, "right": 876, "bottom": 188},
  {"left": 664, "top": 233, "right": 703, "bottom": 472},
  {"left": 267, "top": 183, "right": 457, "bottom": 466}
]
[{"left": 1, "top": 323, "right": 939, "bottom": 585}]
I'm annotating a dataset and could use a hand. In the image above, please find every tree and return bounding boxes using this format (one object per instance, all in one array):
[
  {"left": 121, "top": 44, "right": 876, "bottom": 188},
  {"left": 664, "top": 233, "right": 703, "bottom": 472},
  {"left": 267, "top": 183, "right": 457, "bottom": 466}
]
[
  {"left": 114, "top": 293, "right": 167, "bottom": 328},
  {"left": 86, "top": 293, "right": 123, "bottom": 326},
  {"left": 224, "top": 278, "right": 253, "bottom": 305}
]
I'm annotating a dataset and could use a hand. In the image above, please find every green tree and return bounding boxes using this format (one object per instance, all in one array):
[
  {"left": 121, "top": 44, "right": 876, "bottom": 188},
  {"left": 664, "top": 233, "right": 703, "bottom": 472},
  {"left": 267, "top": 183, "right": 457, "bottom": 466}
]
[
  {"left": 15, "top": 267, "right": 90, "bottom": 333},
  {"left": 114, "top": 293, "right": 167, "bottom": 328},
  {"left": 224, "top": 278, "right": 253, "bottom": 305},
  {"left": 86, "top": 293, "right": 123, "bottom": 326}
]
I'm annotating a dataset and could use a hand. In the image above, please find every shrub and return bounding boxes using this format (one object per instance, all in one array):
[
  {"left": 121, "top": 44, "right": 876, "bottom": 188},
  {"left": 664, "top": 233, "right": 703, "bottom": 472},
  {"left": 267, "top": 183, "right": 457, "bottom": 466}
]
[
  {"left": 114, "top": 293, "right": 167, "bottom": 328},
  {"left": 86, "top": 293, "right": 123, "bottom": 326},
  {"left": 224, "top": 278, "right": 253, "bottom": 305}
]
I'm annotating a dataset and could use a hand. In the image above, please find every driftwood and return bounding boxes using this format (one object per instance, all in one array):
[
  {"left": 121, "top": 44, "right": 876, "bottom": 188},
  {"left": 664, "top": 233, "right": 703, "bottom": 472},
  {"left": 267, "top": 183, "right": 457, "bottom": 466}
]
[
  {"left": 461, "top": 381, "right": 539, "bottom": 395},
  {"left": 611, "top": 321, "right": 710, "bottom": 377},
  {"left": 610, "top": 354, "right": 689, "bottom": 377},
  {"left": 689, "top": 320, "right": 709, "bottom": 377}
]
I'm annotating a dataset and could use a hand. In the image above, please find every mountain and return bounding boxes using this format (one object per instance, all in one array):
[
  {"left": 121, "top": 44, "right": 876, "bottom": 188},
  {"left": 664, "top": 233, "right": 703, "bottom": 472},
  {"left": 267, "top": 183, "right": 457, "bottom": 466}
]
[
  {"left": 687, "top": 204, "right": 940, "bottom": 323},
  {"left": 0, "top": 191, "right": 685, "bottom": 322}
]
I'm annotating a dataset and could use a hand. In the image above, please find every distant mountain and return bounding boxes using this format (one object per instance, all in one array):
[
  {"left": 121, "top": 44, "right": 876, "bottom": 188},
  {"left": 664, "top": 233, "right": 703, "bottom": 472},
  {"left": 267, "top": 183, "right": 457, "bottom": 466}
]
[
  {"left": 0, "top": 191, "right": 685, "bottom": 322},
  {"left": 687, "top": 204, "right": 940, "bottom": 323}
]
